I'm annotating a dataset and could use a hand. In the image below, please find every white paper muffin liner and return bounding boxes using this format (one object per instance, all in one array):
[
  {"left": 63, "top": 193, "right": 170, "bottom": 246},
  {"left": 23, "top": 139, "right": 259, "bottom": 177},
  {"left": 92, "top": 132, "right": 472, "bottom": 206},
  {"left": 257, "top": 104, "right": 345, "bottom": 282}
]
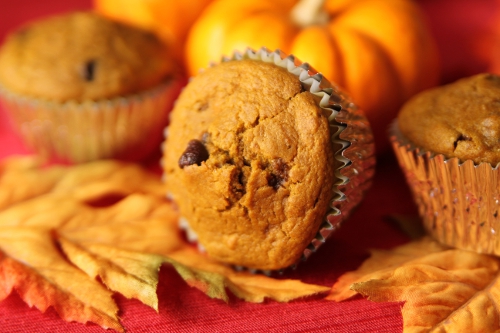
[
  {"left": 0, "top": 79, "right": 182, "bottom": 163},
  {"left": 165, "top": 48, "right": 375, "bottom": 273},
  {"left": 391, "top": 120, "right": 500, "bottom": 255}
]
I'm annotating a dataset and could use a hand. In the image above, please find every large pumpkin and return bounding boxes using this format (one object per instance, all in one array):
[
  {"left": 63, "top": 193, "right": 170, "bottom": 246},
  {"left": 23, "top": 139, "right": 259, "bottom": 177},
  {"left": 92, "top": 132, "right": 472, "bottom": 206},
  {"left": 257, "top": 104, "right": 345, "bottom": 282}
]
[
  {"left": 94, "top": 0, "right": 213, "bottom": 60},
  {"left": 185, "top": 0, "right": 440, "bottom": 152}
]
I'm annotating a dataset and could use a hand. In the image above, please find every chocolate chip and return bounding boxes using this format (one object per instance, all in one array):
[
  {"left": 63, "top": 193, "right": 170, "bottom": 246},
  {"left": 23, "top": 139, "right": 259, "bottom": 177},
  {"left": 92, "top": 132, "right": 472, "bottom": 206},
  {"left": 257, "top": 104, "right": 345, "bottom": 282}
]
[
  {"left": 267, "top": 158, "right": 289, "bottom": 190},
  {"left": 82, "top": 60, "right": 96, "bottom": 81},
  {"left": 267, "top": 174, "right": 281, "bottom": 190},
  {"left": 178, "top": 139, "right": 209, "bottom": 168},
  {"left": 271, "top": 159, "right": 289, "bottom": 179}
]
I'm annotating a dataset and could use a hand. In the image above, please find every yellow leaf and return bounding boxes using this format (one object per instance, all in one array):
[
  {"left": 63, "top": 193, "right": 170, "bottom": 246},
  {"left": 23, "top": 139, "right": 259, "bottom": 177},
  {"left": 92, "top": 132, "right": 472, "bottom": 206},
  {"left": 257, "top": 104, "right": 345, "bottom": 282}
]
[
  {"left": 0, "top": 156, "right": 330, "bottom": 331},
  {"left": 59, "top": 238, "right": 164, "bottom": 310},
  {"left": 169, "top": 247, "right": 331, "bottom": 303},
  {"left": 0, "top": 228, "right": 122, "bottom": 332},
  {"left": 0, "top": 156, "right": 65, "bottom": 209},
  {"left": 166, "top": 256, "right": 229, "bottom": 302},
  {"left": 0, "top": 157, "right": 175, "bottom": 331},
  {"left": 329, "top": 237, "right": 500, "bottom": 333}
]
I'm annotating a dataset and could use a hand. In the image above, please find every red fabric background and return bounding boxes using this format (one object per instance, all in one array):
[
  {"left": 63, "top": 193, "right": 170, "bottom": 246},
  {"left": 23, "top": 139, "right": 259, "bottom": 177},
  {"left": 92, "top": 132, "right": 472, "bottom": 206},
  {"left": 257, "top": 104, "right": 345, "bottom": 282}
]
[{"left": 0, "top": 0, "right": 497, "bottom": 332}]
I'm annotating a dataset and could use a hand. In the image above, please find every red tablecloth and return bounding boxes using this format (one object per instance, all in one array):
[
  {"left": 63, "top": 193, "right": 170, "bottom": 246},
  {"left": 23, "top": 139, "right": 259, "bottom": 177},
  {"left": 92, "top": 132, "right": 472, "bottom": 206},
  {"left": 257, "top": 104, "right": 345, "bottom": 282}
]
[
  {"left": 0, "top": 115, "right": 412, "bottom": 333},
  {"left": 0, "top": 0, "right": 496, "bottom": 332}
]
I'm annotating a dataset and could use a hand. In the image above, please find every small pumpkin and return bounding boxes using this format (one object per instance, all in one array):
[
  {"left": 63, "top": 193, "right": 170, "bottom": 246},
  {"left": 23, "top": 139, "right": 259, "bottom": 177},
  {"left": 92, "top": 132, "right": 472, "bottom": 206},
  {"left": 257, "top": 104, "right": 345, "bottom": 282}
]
[
  {"left": 94, "top": 0, "right": 213, "bottom": 61},
  {"left": 185, "top": 0, "right": 440, "bottom": 152}
]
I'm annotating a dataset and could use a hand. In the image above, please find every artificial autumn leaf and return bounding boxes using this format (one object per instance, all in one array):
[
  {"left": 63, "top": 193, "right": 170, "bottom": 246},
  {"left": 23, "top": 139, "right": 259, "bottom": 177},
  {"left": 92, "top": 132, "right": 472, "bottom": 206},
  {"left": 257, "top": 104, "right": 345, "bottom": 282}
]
[
  {"left": 0, "top": 156, "right": 329, "bottom": 332},
  {"left": 328, "top": 236, "right": 500, "bottom": 333},
  {"left": 168, "top": 247, "right": 331, "bottom": 303},
  {"left": 0, "top": 156, "right": 66, "bottom": 210},
  {"left": 0, "top": 158, "right": 178, "bottom": 331}
]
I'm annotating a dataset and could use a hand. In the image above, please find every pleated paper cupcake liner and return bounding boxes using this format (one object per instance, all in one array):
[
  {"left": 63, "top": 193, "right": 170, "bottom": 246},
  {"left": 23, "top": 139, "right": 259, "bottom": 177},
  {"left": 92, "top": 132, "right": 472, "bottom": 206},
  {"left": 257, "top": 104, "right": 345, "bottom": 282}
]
[
  {"left": 390, "top": 120, "right": 500, "bottom": 255},
  {"left": 168, "top": 47, "right": 375, "bottom": 273},
  {"left": 0, "top": 79, "right": 182, "bottom": 164}
]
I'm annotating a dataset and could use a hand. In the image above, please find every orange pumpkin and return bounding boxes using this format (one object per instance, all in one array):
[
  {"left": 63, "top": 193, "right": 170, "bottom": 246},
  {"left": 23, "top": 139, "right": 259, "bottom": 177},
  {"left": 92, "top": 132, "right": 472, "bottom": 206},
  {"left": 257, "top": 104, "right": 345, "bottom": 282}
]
[
  {"left": 94, "top": 0, "right": 213, "bottom": 60},
  {"left": 185, "top": 0, "right": 440, "bottom": 152}
]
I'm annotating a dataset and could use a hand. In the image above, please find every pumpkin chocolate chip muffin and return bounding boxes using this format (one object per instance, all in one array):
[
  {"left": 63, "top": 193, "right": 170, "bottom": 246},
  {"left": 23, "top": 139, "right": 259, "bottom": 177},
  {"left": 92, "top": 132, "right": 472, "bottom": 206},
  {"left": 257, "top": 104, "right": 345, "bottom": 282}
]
[
  {"left": 163, "top": 49, "right": 375, "bottom": 271},
  {"left": 391, "top": 73, "right": 500, "bottom": 256},
  {"left": 398, "top": 73, "right": 500, "bottom": 165},
  {"left": 0, "top": 11, "right": 182, "bottom": 163}
]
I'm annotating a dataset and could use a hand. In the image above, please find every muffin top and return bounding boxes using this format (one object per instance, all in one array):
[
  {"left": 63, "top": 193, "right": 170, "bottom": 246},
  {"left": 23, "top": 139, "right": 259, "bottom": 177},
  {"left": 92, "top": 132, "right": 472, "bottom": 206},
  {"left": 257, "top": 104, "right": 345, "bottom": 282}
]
[
  {"left": 0, "top": 11, "right": 174, "bottom": 102},
  {"left": 398, "top": 74, "right": 500, "bottom": 165},
  {"left": 163, "top": 59, "right": 336, "bottom": 270}
]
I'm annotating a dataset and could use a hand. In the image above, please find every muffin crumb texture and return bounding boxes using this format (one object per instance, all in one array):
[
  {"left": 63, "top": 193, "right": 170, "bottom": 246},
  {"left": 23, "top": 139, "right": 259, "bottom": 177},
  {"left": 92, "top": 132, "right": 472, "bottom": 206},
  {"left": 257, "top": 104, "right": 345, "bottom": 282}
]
[
  {"left": 163, "top": 60, "right": 336, "bottom": 270},
  {"left": 0, "top": 11, "right": 173, "bottom": 102},
  {"left": 398, "top": 73, "right": 500, "bottom": 165}
]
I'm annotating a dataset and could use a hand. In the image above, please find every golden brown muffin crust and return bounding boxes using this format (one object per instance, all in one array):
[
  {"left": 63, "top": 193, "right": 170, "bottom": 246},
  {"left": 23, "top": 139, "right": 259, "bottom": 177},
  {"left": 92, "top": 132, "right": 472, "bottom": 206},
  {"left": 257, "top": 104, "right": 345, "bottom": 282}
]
[
  {"left": 163, "top": 60, "right": 336, "bottom": 270},
  {"left": 398, "top": 73, "right": 500, "bottom": 165},
  {"left": 0, "top": 12, "right": 173, "bottom": 102}
]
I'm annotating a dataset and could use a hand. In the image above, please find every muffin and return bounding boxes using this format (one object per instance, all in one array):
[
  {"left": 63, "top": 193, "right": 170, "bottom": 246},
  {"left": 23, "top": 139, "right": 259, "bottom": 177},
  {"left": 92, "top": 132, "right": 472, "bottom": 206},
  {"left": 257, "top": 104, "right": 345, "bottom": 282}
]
[
  {"left": 162, "top": 48, "right": 375, "bottom": 271},
  {"left": 391, "top": 73, "right": 500, "bottom": 255},
  {"left": 0, "top": 11, "right": 182, "bottom": 163}
]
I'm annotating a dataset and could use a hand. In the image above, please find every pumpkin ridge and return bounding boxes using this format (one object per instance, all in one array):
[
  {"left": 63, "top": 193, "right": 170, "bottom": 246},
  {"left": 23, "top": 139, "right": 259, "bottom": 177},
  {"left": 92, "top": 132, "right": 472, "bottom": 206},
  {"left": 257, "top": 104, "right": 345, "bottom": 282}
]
[
  {"left": 331, "top": 0, "right": 439, "bottom": 99},
  {"left": 321, "top": 28, "right": 346, "bottom": 88},
  {"left": 330, "top": 24, "right": 404, "bottom": 140},
  {"left": 347, "top": 26, "right": 405, "bottom": 106}
]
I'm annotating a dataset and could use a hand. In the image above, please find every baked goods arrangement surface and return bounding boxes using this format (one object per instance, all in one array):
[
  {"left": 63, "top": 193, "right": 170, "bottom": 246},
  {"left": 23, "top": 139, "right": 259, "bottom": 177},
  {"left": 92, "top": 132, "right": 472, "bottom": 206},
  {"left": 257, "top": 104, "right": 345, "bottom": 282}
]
[
  {"left": 3, "top": 0, "right": 500, "bottom": 331},
  {"left": 0, "top": 11, "right": 173, "bottom": 102}
]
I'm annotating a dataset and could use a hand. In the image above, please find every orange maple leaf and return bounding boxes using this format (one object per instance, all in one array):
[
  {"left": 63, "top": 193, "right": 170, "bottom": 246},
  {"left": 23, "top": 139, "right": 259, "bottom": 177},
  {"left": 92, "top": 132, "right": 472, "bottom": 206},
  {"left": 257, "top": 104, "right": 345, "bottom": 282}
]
[
  {"left": 328, "top": 236, "right": 500, "bottom": 333},
  {"left": 0, "top": 156, "right": 329, "bottom": 331}
]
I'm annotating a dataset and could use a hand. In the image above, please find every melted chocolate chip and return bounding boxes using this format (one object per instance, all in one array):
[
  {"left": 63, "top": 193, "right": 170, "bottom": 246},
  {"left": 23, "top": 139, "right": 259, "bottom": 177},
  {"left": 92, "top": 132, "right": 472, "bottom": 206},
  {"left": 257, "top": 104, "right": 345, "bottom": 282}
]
[
  {"left": 178, "top": 139, "right": 209, "bottom": 168},
  {"left": 82, "top": 60, "right": 96, "bottom": 81},
  {"left": 267, "top": 158, "right": 289, "bottom": 190},
  {"left": 272, "top": 159, "right": 289, "bottom": 178},
  {"left": 267, "top": 173, "right": 282, "bottom": 190}
]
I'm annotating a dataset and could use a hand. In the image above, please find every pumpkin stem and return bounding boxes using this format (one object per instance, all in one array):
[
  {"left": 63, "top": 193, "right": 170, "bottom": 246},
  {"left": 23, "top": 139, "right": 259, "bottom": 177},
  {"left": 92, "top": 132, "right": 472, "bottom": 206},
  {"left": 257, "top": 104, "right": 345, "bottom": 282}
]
[{"left": 290, "top": 0, "right": 328, "bottom": 28}]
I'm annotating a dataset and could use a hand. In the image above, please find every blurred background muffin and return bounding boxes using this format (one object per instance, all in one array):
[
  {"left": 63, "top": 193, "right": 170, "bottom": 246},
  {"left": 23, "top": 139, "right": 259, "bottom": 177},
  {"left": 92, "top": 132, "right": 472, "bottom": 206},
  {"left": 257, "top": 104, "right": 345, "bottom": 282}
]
[
  {"left": 0, "top": 11, "right": 183, "bottom": 163},
  {"left": 391, "top": 74, "right": 500, "bottom": 255}
]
